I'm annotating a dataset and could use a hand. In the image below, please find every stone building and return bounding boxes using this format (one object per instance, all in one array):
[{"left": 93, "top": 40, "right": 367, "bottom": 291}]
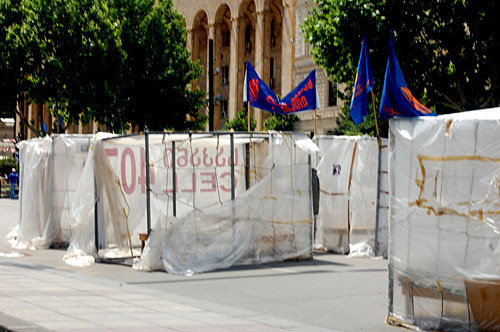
[
  {"left": 175, "top": 0, "right": 343, "bottom": 133},
  {"left": 0, "top": 118, "right": 14, "bottom": 141},
  {"left": 293, "top": 0, "right": 343, "bottom": 133},
  {"left": 0, "top": 118, "right": 15, "bottom": 157}
]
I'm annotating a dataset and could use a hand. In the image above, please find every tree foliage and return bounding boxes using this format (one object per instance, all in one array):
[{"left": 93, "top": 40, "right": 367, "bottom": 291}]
[
  {"left": 0, "top": 0, "right": 41, "bottom": 134},
  {"left": 0, "top": 0, "right": 205, "bottom": 134},
  {"left": 23, "top": 0, "right": 124, "bottom": 131},
  {"left": 0, "top": 157, "right": 17, "bottom": 176},
  {"left": 112, "top": 0, "right": 205, "bottom": 131},
  {"left": 263, "top": 113, "right": 298, "bottom": 131},
  {"left": 224, "top": 108, "right": 256, "bottom": 132},
  {"left": 303, "top": 0, "right": 500, "bottom": 136},
  {"left": 0, "top": 0, "right": 20, "bottom": 116}
]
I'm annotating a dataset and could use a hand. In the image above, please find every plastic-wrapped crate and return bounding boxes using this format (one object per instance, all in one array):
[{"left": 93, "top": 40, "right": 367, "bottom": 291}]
[
  {"left": 314, "top": 136, "right": 386, "bottom": 256},
  {"left": 7, "top": 135, "right": 92, "bottom": 249},
  {"left": 388, "top": 108, "right": 500, "bottom": 331},
  {"left": 66, "top": 132, "right": 316, "bottom": 274}
]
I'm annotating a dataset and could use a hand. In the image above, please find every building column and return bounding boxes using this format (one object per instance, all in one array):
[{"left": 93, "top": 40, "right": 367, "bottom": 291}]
[
  {"left": 42, "top": 104, "right": 51, "bottom": 134},
  {"left": 27, "top": 103, "right": 34, "bottom": 139},
  {"left": 15, "top": 112, "right": 21, "bottom": 140},
  {"left": 254, "top": 10, "right": 265, "bottom": 131},
  {"left": 228, "top": 17, "right": 239, "bottom": 120},
  {"left": 281, "top": 0, "right": 296, "bottom": 97},
  {"left": 78, "top": 119, "right": 83, "bottom": 134}
]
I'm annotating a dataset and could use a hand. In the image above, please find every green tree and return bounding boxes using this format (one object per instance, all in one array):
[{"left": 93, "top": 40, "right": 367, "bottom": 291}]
[
  {"left": 113, "top": 0, "right": 205, "bottom": 132},
  {"left": 22, "top": 0, "right": 124, "bottom": 133},
  {"left": 303, "top": 0, "right": 500, "bottom": 136},
  {"left": 0, "top": 0, "right": 19, "bottom": 118},
  {"left": 225, "top": 108, "right": 256, "bottom": 132},
  {"left": 0, "top": 0, "right": 42, "bottom": 136},
  {"left": 332, "top": 105, "right": 388, "bottom": 137},
  {"left": 263, "top": 113, "right": 298, "bottom": 131},
  {"left": 0, "top": 0, "right": 205, "bottom": 134}
]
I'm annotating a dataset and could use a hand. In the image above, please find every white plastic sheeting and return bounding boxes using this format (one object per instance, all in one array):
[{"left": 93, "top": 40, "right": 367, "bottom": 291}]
[
  {"left": 64, "top": 132, "right": 116, "bottom": 264},
  {"left": 52, "top": 136, "right": 93, "bottom": 242},
  {"left": 7, "top": 135, "right": 92, "bottom": 249},
  {"left": 313, "top": 136, "right": 386, "bottom": 257},
  {"left": 388, "top": 108, "right": 500, "bottom": 331},
  {"left": 8, "top": 136, "right": 52, "bottom": 249},
  {"left": 66, "top": 132, "right": 315, "bottom": 273}
]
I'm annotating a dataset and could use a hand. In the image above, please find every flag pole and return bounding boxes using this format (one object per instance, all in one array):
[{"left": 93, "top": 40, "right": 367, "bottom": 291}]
[
  {"left": 314, "top": 109, "right": 318, "bottom": 136},
  {"left": 371, "top": 90, "right": 382, "bottom": 151},
  {"left": 371, "top": 89, "right": 383, "bottom": 257},
  {"left": 374, "top": 125, "right": 382, "bottom": 256},
  {"left": 247, "top": 102, "right": 251, "bottom": 132}
]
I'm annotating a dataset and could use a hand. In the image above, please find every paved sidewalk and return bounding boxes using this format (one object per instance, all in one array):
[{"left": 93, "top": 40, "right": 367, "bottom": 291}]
[
  {"left": 0, "top": 258, "right": 332, "bottom": 332},
  {"left": 0, "top": 198, "right": 397, "bottom": 332}
]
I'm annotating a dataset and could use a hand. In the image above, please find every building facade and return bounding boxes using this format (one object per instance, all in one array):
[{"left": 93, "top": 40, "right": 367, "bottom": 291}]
[
  {"left": 294, "top": 0, "right": 343, "bottom": 133},
  {"left": 175, "top": 0, "right": 342, "bottom": 133}
]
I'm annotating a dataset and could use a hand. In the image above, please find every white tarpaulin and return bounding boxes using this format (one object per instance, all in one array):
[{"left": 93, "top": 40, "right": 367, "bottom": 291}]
[
  {"left": 314, "top": 136, "right": 385, "bottom": 257},
  {"left": 7, "top": 135, "right": 92, "bottom": 249},
  {"left": 388, "top": 108, "right": 500, "bottom": 331},
  {"left": 66, "top": 132, "right": 315, "bottom": 274}
]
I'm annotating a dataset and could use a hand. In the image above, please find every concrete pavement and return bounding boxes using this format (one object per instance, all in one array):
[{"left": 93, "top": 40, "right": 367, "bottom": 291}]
[{"left": 0, "top": 199, "right": 399, "bottom": 331}]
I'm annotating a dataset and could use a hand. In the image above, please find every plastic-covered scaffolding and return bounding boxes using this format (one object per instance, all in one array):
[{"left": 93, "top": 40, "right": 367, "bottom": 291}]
[
  {"left": 388, "top": 109, "right": 500, "bottom": 331},
  {"left": 66, "top": 132, "right": 317, "bottom": 274},
  {"left": 313, "top": 136, "right": 389, "bottom": 257},
  {"left": 8, "top": 135, "right": 93, "bottom": 249}
]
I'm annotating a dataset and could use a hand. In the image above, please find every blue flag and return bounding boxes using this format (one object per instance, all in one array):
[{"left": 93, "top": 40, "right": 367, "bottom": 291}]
[
  {"left": 244, "top": 62, "right": 318, "bottom": 114},
  {"left": 350, "top": 36, "right": 374, "bottom": 125},
  {"left": 379, "top": 31, "right": 435, "bottom": 119}
]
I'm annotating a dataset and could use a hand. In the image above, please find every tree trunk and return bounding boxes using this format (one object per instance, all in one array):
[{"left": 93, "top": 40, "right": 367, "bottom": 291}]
[{"left": 14, "top": 97, "right": 41, "bottom": 139}]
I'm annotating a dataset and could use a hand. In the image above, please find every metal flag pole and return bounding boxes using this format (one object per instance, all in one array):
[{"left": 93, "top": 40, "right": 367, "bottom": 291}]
[
  {"left": 247, "top": 102, "right": 251, "bottom": 132},
  {"left": 172, "top": 141, "right": 176, "bottom": 217},
  {"left": 314, "top": 109, "right": 318, "bottom": 136},
  {"left": 371, "top": 89, "right": 382, "bottom": 256},
  {"left": 230, "top": 132, "right": 236, "bottom": 250},
  {"left": 371, "top": 90, "right": 382, "bottom": 151},
  {"left": 314, "top": 69, "right": 319, "bottom": 137},
  {"left": 308, "top": 154, "right": 314, "bottom": 257},
  {"left": 94, "top": 173, "right": 99, "bottom": 255},
  {"left": 145, "top": 126, "right": 151, "bottom": 236}
]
